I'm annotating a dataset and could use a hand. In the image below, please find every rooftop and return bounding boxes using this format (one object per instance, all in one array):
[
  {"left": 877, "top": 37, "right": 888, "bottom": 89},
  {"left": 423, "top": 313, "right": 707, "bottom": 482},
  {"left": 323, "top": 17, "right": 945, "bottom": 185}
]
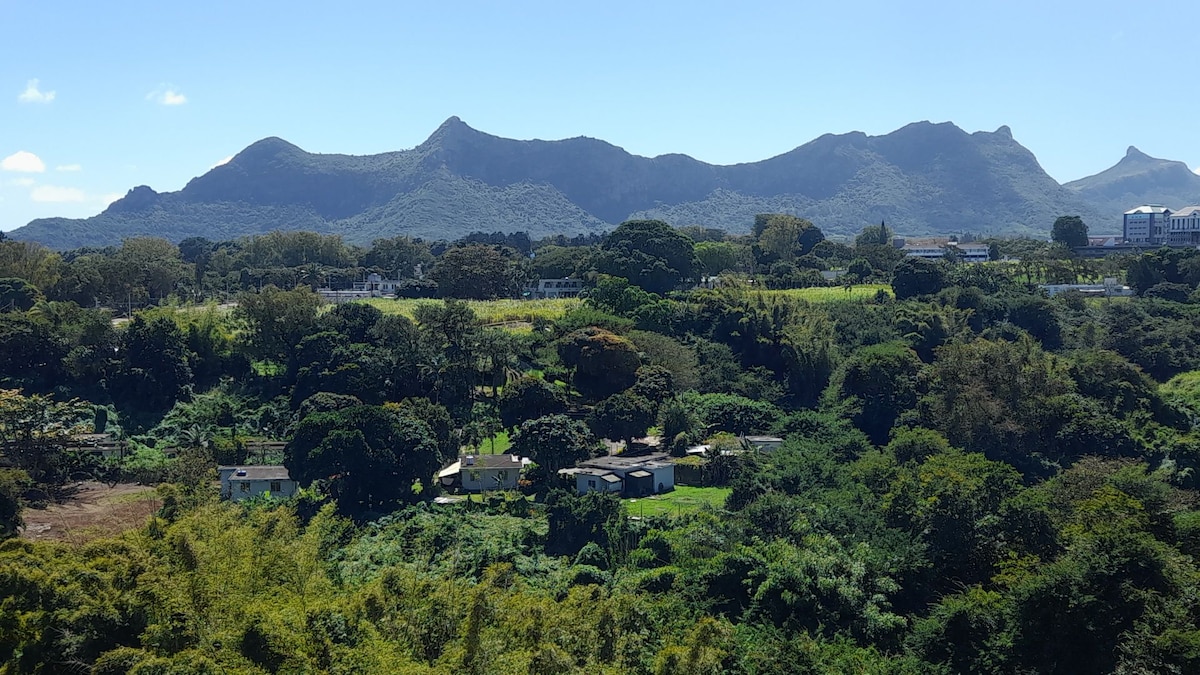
[
  {"left": 226, "top": 466, "right": 292, "bottom": 481},
  {"left": 1171, "top": 206, "right": 1200, "bottom": 218},
  {"left": 579, "top": 452, "right": 670, "bottom": 472},
  {"left": 459, "top": 454, "right": 523, "bottom": 469},
  {"left": 1125, "top": 205, "right": 1171, "bottom": 215}
]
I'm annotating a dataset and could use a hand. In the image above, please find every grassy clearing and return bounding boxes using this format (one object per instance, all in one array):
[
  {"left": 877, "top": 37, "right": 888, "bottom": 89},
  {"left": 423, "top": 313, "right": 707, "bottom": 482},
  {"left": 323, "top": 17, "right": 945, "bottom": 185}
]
[
  {"left": 757, "top": 284, "right": 894, "bottom": 303},
  {"left": 355, "top": 297, "right": 581, "bottom": 325},
  {"left": 468, "top": 431, "right": 511, "bottom": 455},
  {"left": 624, "top": 486, "right": 731, "bottom": 518}
]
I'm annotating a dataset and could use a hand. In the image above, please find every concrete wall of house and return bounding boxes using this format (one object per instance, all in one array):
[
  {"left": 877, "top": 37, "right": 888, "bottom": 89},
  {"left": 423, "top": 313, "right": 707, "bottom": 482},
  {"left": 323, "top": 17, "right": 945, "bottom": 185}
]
[
  {"left": 576, "top": 474, "right": 622, "bottom": 496},
  {"left": 229, "top": 479, "right": 298, "bottom": 502},
  {"left": 648, "top": 466, "right": 675, "bottom": 493},
  {"left": 462, "top": 467, "right": 518, "bottom": 492}
]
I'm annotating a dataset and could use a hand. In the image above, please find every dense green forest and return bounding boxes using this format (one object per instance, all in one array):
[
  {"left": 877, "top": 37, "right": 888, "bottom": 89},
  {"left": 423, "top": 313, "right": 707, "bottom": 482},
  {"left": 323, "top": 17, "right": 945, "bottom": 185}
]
[{"left": 3, "top": 217, "right": 1200, "bottom": 673}]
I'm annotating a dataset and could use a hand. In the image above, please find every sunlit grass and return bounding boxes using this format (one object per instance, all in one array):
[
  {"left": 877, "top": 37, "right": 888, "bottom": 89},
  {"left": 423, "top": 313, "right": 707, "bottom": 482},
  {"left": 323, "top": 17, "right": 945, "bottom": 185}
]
[
  {"left": 624, "top": 486, "right": 731, "bottom": 517},
  {"left": 756, "top": 284, "right": 893, "bottom": 303},
  {"left": 355, "top": 297, "right": 581, "bottom": 325}
]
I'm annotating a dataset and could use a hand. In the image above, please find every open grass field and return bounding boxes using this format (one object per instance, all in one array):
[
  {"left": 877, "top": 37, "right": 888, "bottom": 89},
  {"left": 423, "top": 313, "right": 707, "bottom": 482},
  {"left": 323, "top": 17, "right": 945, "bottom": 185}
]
[
  {"left": 624, "top": 486, "right": 731, "bottom": 518},
  {"left": 757, "top": 284, "right": 894, "bottom": 303},
  {"left": 355, "top": 297, "right": 581, "bottom": 325}
]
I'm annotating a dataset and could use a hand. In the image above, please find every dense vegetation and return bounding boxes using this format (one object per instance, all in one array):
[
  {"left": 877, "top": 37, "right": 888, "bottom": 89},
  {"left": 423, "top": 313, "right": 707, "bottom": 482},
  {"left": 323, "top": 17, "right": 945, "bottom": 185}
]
[{"left": 3, "top": 217, "right": 1200, "bottom": 673}]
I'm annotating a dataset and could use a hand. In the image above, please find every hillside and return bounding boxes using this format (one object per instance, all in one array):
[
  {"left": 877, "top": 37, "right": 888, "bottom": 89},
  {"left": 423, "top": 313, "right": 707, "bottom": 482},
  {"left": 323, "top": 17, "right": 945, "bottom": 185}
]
[
  {"left": 1065, "top": 146, "right": 1200, "bottom": 222},
  {"left": 11, "top": 117, "right": 1104, "bottom": 249}
]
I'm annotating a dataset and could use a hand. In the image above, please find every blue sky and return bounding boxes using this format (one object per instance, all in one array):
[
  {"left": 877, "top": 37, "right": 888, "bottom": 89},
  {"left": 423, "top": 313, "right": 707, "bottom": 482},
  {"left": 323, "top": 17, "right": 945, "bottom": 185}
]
[{"left": 3, "top": 0, "right": 1198, "bottom": 232}]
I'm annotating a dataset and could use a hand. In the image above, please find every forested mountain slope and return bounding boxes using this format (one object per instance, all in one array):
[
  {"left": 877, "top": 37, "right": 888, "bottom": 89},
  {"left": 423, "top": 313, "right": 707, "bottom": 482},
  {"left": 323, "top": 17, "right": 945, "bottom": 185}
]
[{"left": 10, "top": 118, "right": 1104, "bottom": 248}]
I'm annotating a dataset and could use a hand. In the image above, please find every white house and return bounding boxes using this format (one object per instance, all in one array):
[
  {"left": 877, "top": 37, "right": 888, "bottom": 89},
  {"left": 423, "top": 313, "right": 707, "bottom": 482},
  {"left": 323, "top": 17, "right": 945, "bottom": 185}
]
[
  {"left": 438, "top": 454, "right": 525, "bottom": 492},
  {"left": 569, "top": 453, "right": 675, "bottom": 497},
  {"left": 574, "top": 469, "right": 624, "bottom": 495},
  {"left": 219, "top": 466, "right": 298, "bottom": 501}
]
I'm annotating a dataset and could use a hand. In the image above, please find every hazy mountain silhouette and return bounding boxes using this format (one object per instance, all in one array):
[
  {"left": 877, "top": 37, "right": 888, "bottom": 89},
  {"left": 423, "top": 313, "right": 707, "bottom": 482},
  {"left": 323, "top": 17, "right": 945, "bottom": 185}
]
[{"left": 11, "top": 117, "right": 1110, "bottom": 248}]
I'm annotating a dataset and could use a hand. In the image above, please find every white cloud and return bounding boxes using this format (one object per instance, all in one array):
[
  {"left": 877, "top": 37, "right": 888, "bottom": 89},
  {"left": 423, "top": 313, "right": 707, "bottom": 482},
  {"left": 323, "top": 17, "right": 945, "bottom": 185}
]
[
  {"left": 10, "top": 178, "right": 35, "bottom": 187},
  {"left": 1, "top": 151, "right": 46, "bottom": 173},
  {"left": 30, "top": 185, "right": 86, "bottom": 203},
  {"left": 211, "top": 155, "right": 234, "bottom": 169},
  {"left": 146, "top": 85, "right": 187, "bottom": 106},
  {"left": 56, "top": 163, "right": 82, "bottom": 172},
  {"left": 17, "top": 79, "right": 55, "bottom": 104},
  {"left": 1194, "top": 166, "right": 1200, "bottom": 175}
]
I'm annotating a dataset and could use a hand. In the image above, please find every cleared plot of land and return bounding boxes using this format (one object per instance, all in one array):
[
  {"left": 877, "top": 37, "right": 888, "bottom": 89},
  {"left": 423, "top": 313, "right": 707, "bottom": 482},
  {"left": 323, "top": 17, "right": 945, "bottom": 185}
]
[
  {"left": 758, "top": 284, "right": 894, "bottom": 303},
  {"left": 625, "top": 486, "right": 731, "bottom": 518},
  {"left": 20, "top": 481, "right": 161, "bottom": 544},
  {"left": 356, "top": 297, "right": 581, "bottom": 324}
]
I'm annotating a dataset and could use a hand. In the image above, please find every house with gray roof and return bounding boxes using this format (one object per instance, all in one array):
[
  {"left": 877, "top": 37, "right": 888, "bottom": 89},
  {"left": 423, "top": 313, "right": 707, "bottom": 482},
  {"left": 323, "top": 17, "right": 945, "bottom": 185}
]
[
  {"left": 219, "top": 465, "right": 298, "bottom": 501},
  {"left": 566, "top": 452, "right": 674, "bottom": 497}
]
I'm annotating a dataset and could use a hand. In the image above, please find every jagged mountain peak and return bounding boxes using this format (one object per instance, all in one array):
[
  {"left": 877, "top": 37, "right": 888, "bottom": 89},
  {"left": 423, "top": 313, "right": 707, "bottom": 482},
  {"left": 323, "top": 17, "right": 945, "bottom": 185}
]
[{"left": 10, "top": 118, "right": 1110, "bottom": 249}]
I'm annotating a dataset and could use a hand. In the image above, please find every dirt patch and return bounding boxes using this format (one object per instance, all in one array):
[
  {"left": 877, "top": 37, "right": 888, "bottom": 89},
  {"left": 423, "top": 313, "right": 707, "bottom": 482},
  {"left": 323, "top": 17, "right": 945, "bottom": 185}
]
[{"left": 20, "top": 481, "right": 161, "bottom": 544}]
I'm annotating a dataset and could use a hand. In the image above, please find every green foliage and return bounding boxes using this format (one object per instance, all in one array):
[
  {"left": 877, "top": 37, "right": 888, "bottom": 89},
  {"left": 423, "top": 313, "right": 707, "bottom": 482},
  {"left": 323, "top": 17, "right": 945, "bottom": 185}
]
[
  {"left": 287, "top": 405, "right": 439, "bottom": 513},
  {"left": 511, "top": 414, "right": 594, "bottom": 475},
  {"left": 1050, "top": 215, "right": 1089, "bottom": 247},
  {"left": 0, "top": 469, "right": 30, "bottom": 539},
  {"left": 596, "top": 220, "right": 698, "bottom": 294},
  {"left": 431, "top": 243, "right": 524, "bottom": 300},
  {"left": 825, "top": 342, "right": 922, "bottom": 445},
  {"left": 498, "top": 376, "right": 567, "bottom": 430},
  {"left": 556, "top": 327, "right": 642, "bottom": 400},
  {"left": 891, "top": 257, "right": 946, "bottom": 299},
  {"left": 588, "top": 391, "right": 656, "bottom": 447}
]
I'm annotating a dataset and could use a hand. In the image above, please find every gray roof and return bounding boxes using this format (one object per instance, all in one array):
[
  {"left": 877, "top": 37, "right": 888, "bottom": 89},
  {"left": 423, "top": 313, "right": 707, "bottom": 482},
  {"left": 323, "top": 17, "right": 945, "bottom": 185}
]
[
  {"left": 227, "top": 466, "right": 292, "bottom": 481},
  {"left": 1170, "top": 206, "right": 1200, "bottom": 218},
  {"left": 628, "top": 470, "right": 652, "bottom": 478},
  {"left": 459, "top": 454, "right": 522, "bottom": 469},
  {"left": 579, "top": 453, "right": 670, "bottom": 472}
]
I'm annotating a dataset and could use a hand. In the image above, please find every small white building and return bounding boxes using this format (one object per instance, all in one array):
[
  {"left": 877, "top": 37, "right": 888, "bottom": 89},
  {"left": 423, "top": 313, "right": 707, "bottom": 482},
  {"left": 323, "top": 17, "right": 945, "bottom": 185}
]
[
  {"left": 526, "top": 278, "right": 584, "bottom": 299},
  {"left": 574, "top": 468, "right": 624, "bottom": 495},
  {"left": 219, "top": 466, "right": 298, "bottom": 501},
  {"left": 569, "top": 453, "right": 675, "bottom": 497},
  {"left": 438, "top": 454, "right": 525, "bottom": 492}
]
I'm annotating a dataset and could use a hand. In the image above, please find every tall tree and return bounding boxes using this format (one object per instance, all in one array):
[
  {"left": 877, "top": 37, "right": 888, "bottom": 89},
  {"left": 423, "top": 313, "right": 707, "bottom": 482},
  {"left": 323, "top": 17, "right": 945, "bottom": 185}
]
[
  {"left": 511, "top": 414, "right": 595, "bottom": 474},
  {"left": 596, "top": 220, "right": 698, "bottom": 294},
  {"left": 431, "top": 244, "right": 521, "bottom": 300},
  {"left": 286, "top": 405, "right": 438, "bottom": 513},
  {"left": 234, "top": 285, "right": 322, "bottom": 375},
  {"left": 1051, "top": 215, "right": 1089, "bottom": 248}
]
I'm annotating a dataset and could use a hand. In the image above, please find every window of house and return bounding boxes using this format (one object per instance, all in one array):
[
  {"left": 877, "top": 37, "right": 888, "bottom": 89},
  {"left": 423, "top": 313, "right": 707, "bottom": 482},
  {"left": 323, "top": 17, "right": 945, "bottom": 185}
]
[
  {"left": 270, "top": 481, "right": 281, "bottom": 492},
  {"left": 588, "top": 479, "right": 596, "bottom": 488},
  {"left": 497, "top": 470, "right": 508, "bottom": 483},
  {"left": 240, "top": 483, "right": 250, "bottom": 493},
  {"left": 469, "top": 470, "right": 481, "bottom": 483}
]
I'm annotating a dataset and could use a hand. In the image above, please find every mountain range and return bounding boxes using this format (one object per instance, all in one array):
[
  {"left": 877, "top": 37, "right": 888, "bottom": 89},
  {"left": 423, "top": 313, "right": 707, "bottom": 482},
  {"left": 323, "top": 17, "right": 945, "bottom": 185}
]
[{"left": 7, "top": 117, "right": 1195, "bottom": 249}]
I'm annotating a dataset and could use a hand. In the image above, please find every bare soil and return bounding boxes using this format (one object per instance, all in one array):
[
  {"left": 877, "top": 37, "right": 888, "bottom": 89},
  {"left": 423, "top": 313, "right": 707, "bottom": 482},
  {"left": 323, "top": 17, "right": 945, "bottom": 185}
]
[{"left": 19, "top": 481, "right": 161, "bottom": 544}]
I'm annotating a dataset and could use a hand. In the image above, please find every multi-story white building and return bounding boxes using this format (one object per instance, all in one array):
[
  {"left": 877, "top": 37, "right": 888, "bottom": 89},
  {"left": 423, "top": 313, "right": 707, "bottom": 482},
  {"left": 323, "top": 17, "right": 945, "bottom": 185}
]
[
  {"left": 1166, "top": 206, "right": 1200, "bottom": 246},
  {"left": 1123, "top": 205, "right": 1172, "bottom": 244}
]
